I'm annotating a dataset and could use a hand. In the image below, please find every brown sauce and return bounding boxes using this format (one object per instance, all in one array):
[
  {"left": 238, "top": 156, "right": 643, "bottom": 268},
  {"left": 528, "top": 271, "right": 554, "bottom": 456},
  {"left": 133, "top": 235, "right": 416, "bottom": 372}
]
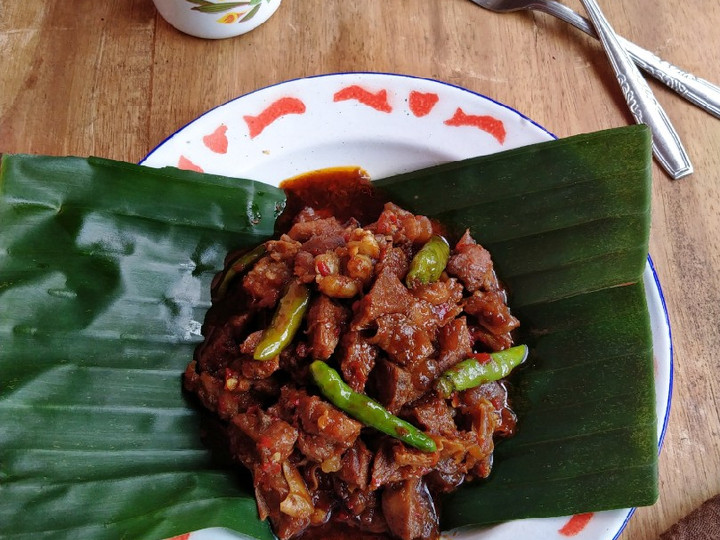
[
  {"left": 278, "top": 166, "right": 449, "bottom": 239},
  {"left": 277, "top": 166, "right": 389, "bottom": 231}
]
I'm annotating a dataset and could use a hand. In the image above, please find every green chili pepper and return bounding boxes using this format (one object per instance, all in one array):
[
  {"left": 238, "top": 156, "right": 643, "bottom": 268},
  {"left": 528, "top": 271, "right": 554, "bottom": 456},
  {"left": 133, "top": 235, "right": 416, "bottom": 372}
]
[
  {"left": 213, "top": 244, "right": 267, "bottom": 301},
  {"left": 406, "top": 235, "right": 450, "bottom": 289},
  {"left": 435, "top": 344, "right": 529, "bottom": 398},
  {"left": 310, "top": 360, "right": 437, "bottom": 453},
  {"left": 253, "top": 281, "right": 310, "bottom": 361}
]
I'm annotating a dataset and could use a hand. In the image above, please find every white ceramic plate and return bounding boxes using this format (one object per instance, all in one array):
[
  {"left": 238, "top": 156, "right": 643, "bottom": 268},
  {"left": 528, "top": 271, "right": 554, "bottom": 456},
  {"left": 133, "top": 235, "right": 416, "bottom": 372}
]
[{"left": 142, "top": 72, "right": 672, "bottom": 540}]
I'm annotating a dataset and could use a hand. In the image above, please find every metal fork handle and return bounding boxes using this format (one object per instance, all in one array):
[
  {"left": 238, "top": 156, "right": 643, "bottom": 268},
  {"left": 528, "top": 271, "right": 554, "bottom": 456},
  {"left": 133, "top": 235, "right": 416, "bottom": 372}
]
[
  {"left": 536, "top": 0, "right": 720, "bottom": 120},
  {"left": 580, "top": 0, "right": 692, "bottom": 179}
]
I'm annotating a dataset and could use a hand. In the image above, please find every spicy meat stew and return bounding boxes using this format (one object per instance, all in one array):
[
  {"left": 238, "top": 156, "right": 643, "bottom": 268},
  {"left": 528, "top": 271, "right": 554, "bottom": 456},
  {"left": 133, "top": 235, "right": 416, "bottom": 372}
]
[{"left": 183, "top": 170, "right": 522, "bottom": 540}]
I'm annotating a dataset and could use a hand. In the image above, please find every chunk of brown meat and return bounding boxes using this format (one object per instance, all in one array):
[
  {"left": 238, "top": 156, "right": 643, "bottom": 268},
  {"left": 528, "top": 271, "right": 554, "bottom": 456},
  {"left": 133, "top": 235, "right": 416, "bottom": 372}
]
[
  {"left": 424, "top": 431, "right": 483, "bottom": 493},
  {"left": 274, "top": 387, "right": 362, "bottom": 442},
  {"left": 370, "top": 355, "right": 440, "bottom": 415},
  {"left": 397, "top": 299, "right": 457, "bottom": 344},
  {"left": 382, "top": 477, "right": 439, "bottom": 540},
  {"left": 446, "top": 230, "right": 497, "bottom": 293},
  {"left": 370, "top": 440, "right": 429, "bottom": 490},
  {"left": 339, "top": 330, "right": 378, "bottom": 392},
  {"left": 391, "top": 441, "right": 439, "bottom": 470},
  {"left": 371, "top": 359, "right": 416, "bottom": 414},
  {"left": 231, "top": 406, "right": 298, "bottom": 467},
  {"left": 456, "top": 389, "right": 499, "bottom": 463},
  {"left": 464, "top": 289, "right": 520, "bottom": 336},
  {"left": 243, "top": 256, "right": 293, "bottom": 308},
  {"left": 229, "top": 403, "right": 300, "bottom": 536},
  {"left": 403, "top": 393, "right": 458, "bottom": 437},
  {"left": 288, "top": 214, "right": 344, "bottom": 242},
  {"left": 436, "top": 316, "right": 473, "bottom": 372},
  {"left": 407, "top": 357, "right": 440, "bottom": 399},
  {"left": 288, "top": 216, "right": 347, "bottom": 256},
  {"left": 272, "top": 386, "right": 362, "bottom": 469},
  {"left": 239, "top": 356, "right": 280, "bottom": 380},
  {"left": 293, "top": 250, "right": 316, "bottom": 284},
  {"left": 193, "top": 313, "right": 249, "bottom": 376},
  {"left": 252, "top": 461, "right": 313, "bottom": 540},
  {"left": 306, "top": 295, "right": 350, "bottom": 360},
  {"left": 372, "top": 202, "right": 434, "bottom": 245},
  {"left": 236, "top": 330, "right": 280, "bottom": 379},
  {"left": 278, "top": 341, "right": 313, "bottom": 386},
  {"left": 331, "top": 490, "right": 389, "bottom": 535},
  {"left": 471, "top": 325, "right": 515, "bottom": 352},
  {"left": 337, "top": 438, "right": 373, "bottom": 490},
  {"left": 298, "top": 390, "right": 362, "bottom": 443},
  {"left": 266, "top": 235, "right": 301, "bottom": 263},
  {"left": 370, "top": 313, "right": 434, "bottom": 366},
  {"left": 296, "top": 433, "right": 345, "bottom": 468},
  {"left": 462, "top": 381, "right": 517, "bottom": 438},
  {"left": 183, "top": 361, "right": 256, "bottom": 420},
  {"left": 409, "top": 277, "right": 464, "bottom": 306},
  {"left": 239, "top": 329, "right": 263, "bottom": 354},
  {"left": 352, "top": 269, "right": 414, "bottom": 330},
  {"left": 375, "top": 245, "right": 410, "bottom": 280}
]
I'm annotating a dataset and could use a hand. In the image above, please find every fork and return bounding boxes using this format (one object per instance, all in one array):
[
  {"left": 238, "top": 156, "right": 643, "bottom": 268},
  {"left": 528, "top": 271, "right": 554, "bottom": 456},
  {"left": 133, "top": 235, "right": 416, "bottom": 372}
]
[{"left": 469, "top": 0, "right": 720, "bottom": 120}]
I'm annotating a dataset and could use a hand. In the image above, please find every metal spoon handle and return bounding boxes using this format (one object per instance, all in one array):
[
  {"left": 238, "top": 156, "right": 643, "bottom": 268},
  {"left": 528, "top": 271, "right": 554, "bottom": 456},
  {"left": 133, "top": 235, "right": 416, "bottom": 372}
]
[
  {"left": 538, "top": 0, "right": 720, "bottom": 120},
  {"left": 580, "top": 0, "right": 693, "bottom": 179},
  {"left": 621, "top": 40, "right": 720, "bottom": 120}
]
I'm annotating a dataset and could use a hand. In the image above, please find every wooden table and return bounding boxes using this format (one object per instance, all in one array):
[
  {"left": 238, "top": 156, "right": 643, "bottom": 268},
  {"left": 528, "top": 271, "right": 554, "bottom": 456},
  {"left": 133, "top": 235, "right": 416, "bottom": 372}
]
[{"left": 2, "top": 1, "right": 719, "bottom": 538}]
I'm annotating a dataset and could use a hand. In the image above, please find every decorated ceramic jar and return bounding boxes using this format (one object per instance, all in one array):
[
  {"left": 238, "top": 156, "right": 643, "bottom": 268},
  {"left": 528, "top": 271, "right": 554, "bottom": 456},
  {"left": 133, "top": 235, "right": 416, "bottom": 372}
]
[{"left": 152, "top": 0, "right": 282, "bottom": 39}]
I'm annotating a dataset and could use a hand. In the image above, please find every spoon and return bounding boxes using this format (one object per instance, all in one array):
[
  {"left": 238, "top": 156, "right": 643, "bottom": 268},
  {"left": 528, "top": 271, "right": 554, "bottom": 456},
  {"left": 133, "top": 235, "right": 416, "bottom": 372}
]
[{"left": 580, "top": 0, "right": 692, "bottom": 179}]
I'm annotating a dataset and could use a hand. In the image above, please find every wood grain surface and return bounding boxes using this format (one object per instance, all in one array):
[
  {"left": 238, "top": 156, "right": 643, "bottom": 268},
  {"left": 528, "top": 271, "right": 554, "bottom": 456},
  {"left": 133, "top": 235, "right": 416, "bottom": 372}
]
[{"left": 2, "top": 1, "right": 719, "bottom": 539}]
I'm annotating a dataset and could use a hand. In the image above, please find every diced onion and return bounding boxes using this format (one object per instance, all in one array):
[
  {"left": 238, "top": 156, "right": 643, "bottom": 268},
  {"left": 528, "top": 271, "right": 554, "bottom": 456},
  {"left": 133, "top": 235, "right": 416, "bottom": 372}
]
[{"left": 279, "top": 461, "right": 314, "bottom": 518}]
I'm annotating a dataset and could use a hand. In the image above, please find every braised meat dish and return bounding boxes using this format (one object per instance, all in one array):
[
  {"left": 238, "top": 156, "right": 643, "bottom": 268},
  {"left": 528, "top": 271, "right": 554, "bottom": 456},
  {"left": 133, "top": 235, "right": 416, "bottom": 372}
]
[{"left": 183, "top": 171, "right": 524, "bottom": 540}]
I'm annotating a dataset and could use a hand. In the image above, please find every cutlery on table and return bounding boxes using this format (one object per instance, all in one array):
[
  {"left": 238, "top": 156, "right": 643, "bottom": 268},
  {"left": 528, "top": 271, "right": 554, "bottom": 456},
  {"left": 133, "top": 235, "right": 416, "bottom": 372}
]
[
  {"left": 579, "top": 0, "right": 692, "bottom": 179},
  {"left": 470, "top": 0, "right": 720, "bottom": 121}
]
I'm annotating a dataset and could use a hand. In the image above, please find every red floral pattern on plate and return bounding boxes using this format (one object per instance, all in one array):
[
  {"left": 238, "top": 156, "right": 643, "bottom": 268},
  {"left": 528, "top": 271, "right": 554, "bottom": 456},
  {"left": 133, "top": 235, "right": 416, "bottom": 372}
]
[
  {"left": 178, "top": 155, "right": 204, "bottom": 172},
  {"left": 203, "top": 124, "right": 228, "bottom": 154},
  {"left": 165, "top": 533, "right": 191, "bottom": 540},
  {"left": 333, "top": 85, "right": 393, "bottom": 113},
  {"left": 409, "top": 90, "right": 440, "bottom": 117},
  {"left": 243, "top": 97, "right": 307, "bottom": 138},
  {"left": 558, "top": 513, "right": 595, "bottom": 536},
  {"left": 444, "top": 107, "right": 507, "bottom": 144}
]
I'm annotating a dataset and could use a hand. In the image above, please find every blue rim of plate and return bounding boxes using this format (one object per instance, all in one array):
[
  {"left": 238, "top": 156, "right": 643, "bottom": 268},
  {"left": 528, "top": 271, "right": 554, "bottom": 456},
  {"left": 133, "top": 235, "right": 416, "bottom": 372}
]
[
  {"left": 142, "top": 71, "right": 673, "bottom": 540},
  {"left": 612, "top": 255, "right": 674, "bottom": 540}
]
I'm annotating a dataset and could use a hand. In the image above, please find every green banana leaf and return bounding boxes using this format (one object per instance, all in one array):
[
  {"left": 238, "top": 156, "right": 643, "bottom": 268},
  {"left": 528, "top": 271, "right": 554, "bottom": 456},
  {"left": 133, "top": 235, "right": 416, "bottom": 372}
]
[
  {"left": 0, "top": 124, "right": 655, "bottom": 538},
  {"left": 373, "top": 124, "right": 656, "bottom": 525},
  {"left": 0, "top": 156, "right": 283, "bottom": 540}
]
